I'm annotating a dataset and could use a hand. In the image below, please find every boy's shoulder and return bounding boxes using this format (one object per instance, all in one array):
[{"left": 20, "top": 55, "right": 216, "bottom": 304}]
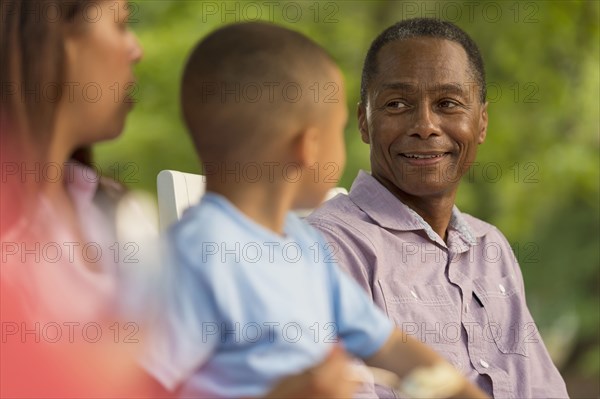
[
  {"left": 285, "top": 212, "right": 326, "bottom": 245},
  {"left": 167, "top": 194, "right": 327, "bottom": 265},
  {"left": 167, "top": 194, "right": 250, "bottom": 264},
  {"left": 172, "top": 195, "right": 235, "bottom": 239}
]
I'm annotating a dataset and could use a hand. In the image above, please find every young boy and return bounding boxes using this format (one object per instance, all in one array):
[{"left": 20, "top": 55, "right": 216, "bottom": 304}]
[{"left": 142, "top": 22, "right": 488, "bottom": 399}]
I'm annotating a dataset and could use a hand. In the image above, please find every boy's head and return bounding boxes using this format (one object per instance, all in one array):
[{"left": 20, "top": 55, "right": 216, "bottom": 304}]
[{"left": 181, "top": 22, "right": 347, "bottom": 208}]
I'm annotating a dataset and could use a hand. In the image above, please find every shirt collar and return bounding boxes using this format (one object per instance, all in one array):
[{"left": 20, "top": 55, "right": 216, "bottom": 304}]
[
  {"left": 64, "top": 160, "right": 99, "bottom": 206},
  {"left": 448, "top": 207, "right": 477, "bottom": 245},
  {"left": 348, "top": 170, "right": 480, "bottom": 247},
  {"left": 4, "top": 162, "right": 101, "bottom": 247}
]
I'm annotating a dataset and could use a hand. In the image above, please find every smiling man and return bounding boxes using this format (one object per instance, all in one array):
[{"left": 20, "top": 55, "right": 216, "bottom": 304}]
[{"left": 308, "top": 18, "right": 568, "bottom": 398}]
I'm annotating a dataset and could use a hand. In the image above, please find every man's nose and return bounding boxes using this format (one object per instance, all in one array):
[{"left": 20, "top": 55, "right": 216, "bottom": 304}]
[{"left": 409, "top": 104, "right": 440, "bottom": 139}]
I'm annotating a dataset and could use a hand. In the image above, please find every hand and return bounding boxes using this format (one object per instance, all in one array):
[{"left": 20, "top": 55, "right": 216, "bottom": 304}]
[{"left": 263, "top": 345, "right": 358, "bottom": 398}]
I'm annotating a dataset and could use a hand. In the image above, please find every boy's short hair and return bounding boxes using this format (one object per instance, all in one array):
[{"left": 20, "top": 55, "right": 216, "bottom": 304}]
[{"left": 181, "top": 22, "right": 336, "bottom": 163}]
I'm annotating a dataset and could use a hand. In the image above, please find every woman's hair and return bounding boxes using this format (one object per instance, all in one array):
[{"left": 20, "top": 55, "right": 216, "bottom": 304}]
[
  {"left": 1, "top": 0, "right": 90, "bottom": 154},
  {"left": 0, "top": 1, "right": 130, "bottom": 234}
]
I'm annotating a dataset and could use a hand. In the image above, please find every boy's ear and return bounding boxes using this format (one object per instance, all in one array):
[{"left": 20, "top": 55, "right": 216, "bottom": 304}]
[
  {"left": 357, "top": 103, "right": 370, "bottom": 144},
  {"left": 294, "top": 126, "right": 320, "bottom": 168}
]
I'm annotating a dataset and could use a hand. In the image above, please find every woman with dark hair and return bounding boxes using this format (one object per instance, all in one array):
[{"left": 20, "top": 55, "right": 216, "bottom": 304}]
[
  {"left": 0, "top": 1, "right": 358, "bottom": 397},
  {"left": 0, "top": 1, "right": 162, "bottom": 396},
  {"left": 1, "top": 0, "right": 145, "bottom": 319}
]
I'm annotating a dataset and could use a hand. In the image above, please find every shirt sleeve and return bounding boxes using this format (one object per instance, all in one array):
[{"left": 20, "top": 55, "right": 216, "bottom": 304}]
[
  {"left": 497, "top": 229, "right": 569, "bottom": 398},
  {"left": 513, "top": 270, "right": 568, "bottom": 396},
  {"left": 310, "top": 220, "right": 395, "bottom": 398},
  {"left": 325, "top": 253, "right": 394, "bottom": 359},
  {"left": 139, "top": 236, "right": 220, "bottom": 392}
]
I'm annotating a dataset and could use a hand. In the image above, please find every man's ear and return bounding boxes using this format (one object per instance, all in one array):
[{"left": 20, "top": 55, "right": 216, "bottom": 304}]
[
  {"left": 293, "top": 126, "right": 320, "bottom": 168},
  {"left": 478, "top": 102, "right": 488, "bottom": 144},
  {"left": 357, "top": 102, "right": 370, "bottom": 144}
]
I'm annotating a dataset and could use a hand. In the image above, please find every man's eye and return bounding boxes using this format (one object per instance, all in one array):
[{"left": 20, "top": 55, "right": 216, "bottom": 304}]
[
  {"left": 439, "top": 100, "right": 459, "bottom": 108},
  {"left": 386, "top": 100, "right": 408, "bottom": 109}
]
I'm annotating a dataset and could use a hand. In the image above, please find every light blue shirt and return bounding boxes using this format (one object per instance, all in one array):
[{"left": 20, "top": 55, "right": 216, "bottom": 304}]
[{"left": 142, "top": 193, "right": 394, "bottom": 398}]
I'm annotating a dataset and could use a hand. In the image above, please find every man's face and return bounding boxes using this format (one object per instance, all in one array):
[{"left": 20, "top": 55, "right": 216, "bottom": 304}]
[{"left": 359, "top": 37, "right": 488, "bottom": 199}]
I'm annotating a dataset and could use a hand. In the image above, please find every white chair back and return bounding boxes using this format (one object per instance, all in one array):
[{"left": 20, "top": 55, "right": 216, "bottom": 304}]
[{"left": 156, "top": 170, "right": 347, "bottom": 230}]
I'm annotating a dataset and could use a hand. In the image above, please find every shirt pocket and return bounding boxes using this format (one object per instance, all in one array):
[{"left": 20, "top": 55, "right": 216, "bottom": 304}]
[
  {"left": 472, "top": 274, "right": 530, "bottom": 357},
  {"left": 376, "top": 280, "right": 460, "bottom": 346}
]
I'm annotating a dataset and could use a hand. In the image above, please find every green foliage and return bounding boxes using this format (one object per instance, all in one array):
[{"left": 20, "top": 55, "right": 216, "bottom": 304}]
[{"left": 94, "top": 0, "right": 599, "bottom": 391}]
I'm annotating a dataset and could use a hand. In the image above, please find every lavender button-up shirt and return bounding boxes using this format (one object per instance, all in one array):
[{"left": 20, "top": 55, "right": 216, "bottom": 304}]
[{"left": 308, "top": 171, "right": 568, "bottom": 399}]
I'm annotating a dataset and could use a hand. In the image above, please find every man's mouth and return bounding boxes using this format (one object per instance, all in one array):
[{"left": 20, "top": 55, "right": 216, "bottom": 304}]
[{"left": 400, "top": 152, "right": 449, "bottom": 159}]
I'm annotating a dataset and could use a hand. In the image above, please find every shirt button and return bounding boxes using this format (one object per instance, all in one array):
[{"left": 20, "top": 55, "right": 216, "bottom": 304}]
[
  {"left": 479, "top": 359, "right": 490, "bottom": 369},
  {"left": 499, "top": 284, "right": 506, "bottom": 294},
  {"left": 410, "top": 290, "right": 419, "bottom": 300}
]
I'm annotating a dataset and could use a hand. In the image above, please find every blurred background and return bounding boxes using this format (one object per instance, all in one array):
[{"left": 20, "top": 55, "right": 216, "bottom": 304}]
[{"left": 94, "top": 1, "right": 599, "bottom": 397}]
